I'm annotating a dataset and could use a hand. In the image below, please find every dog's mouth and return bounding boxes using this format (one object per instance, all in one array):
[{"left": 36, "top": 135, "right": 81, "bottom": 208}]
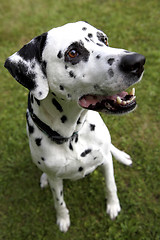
[{"left": 79, "top": 88, "right": 136, "bottom": 114}]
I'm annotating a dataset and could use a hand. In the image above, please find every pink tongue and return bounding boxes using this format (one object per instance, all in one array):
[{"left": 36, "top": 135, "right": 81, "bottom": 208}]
[
  {"left": 79, "top": 95, "right": 103, "bottom": 108},
  {"left": 79, "top": 91, "right": 128, "bottom": 108}
]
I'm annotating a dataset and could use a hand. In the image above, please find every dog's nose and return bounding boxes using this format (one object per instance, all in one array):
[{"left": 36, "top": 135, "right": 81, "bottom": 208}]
[{"left": 119, "top": 53, "right": 145, "bottom": 77}]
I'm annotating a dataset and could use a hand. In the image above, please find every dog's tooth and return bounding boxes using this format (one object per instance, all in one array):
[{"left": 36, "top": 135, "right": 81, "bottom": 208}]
[
  {"left": 129, "top": 96, "right": 136, "bottom": 102},
  {"left": 126, "top": 96, "right": 136, "bottom": 104},
  {"left": 117, "top": 95, "right": 136, "bottom": 106},
  {"left": 117, "top": 96, "right": 122, "bottom": 104},
  {"left": 130, "top": 88, "right": 135, "bottom": 96},
  {"left": 131, "top": 96, "right": 136, "bottom": 101},
  {"left": 122, "top": 100, "right": 127, "bottom": 105}
]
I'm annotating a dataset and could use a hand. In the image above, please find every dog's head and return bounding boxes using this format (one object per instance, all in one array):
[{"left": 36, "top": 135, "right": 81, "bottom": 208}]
[{"left": 4, "top": 21, "right": 145, "bottom": 114}]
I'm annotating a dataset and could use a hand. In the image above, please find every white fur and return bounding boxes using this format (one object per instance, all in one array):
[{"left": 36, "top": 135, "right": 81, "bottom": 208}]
[{"left": 6, "top": 21, "right": 144, "bottom": 232}]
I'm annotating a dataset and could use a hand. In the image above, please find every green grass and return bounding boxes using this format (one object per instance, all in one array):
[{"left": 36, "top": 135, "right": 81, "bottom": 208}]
[{"left": 0, "top": 0, "right": 160, "bottom": 239}]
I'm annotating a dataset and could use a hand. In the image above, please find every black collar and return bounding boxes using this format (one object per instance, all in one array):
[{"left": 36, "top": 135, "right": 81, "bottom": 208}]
[{"left": 27, "top": 93, "right": 77, "bottom": 144}]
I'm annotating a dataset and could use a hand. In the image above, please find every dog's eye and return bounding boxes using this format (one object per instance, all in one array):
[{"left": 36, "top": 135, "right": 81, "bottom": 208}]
[{"left": 68, "top": 49, "right": 79, "bottom": 58}]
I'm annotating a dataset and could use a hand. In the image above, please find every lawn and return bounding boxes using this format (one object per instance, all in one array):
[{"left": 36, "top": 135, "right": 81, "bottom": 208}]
[{"left": 0, "top": 0, "right": 160, "bottom": 239}]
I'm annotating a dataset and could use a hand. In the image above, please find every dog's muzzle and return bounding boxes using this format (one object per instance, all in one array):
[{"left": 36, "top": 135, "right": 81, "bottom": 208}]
[{"left": 79, "top": 53, "right": 145, "bottom": 115}]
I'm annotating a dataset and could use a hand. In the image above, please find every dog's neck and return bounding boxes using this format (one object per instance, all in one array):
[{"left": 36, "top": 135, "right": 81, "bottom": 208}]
[{"left": 30, "top": 91, "right": 87, "bottom": 138}]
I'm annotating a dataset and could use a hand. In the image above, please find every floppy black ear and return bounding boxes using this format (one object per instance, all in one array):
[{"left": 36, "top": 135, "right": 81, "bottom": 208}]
[{"left": 4, "top": 32, "right": 49, "bottom": 100}]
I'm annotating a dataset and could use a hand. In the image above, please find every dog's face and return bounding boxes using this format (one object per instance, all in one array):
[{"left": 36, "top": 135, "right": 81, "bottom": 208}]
[{"left": 4, "top": 21, "right": 145, "bottom": 114}]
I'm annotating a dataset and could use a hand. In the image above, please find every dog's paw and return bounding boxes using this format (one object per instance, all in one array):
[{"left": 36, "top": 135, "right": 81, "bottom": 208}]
[
  {"left": 57, "top": 214, "right": 70, "bottom": 232},
  {"left": 106, "top": 200, "right": 121, "bottom": 220},
  {"left": 40, "top": 173, "right": 48, "bottom": 188}
]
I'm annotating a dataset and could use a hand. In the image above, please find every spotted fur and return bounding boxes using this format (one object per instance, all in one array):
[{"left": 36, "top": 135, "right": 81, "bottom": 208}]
[{"left": 4, "top": 21, "right": 145, "bottom": 233}]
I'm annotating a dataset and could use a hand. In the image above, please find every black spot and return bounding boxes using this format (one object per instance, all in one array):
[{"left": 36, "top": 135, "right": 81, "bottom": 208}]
[
  {"left": 28, "top": 124, "right": 34, "bottom": 134},
  {"left": 38, "top": 161, "right": 41, "bottom": 164},
  {"left": 39, "top": 91, "right": 42, "bottom": 96},
  {"left": 61, "top": 115, "right": 67, "bottom": 123},
  {"left": 57, "top": 50, "right": 63, "bottom": 59},
  {"left": 108, "top": 58, "right": 115, "bottom": 65},
  {"left": 65, "top": 65, "right": 68, "bottom": 69},
  {"left": 60, "top": 202, "right": 63, "bottom": 206},
  {"left": 97, "top": 31, "right": 107, "bottom": 45},
  {"left": 34, "top": 97, "right": 40, "bottom": 106},
  {"left": 96, "top": 43, "right": 103, "bottom": 47},
  {"left": 79, "top": 167, "right": 83, "bottom": 172},
  {"left": 30, "top": 94, "right": 34, "bottom": 103},
  {"left": 41, "top": 157, "right": 45, "bottom": 161},
  {"left": 56, "top": 198, "right": 59, "bottom": 202},
  {"left": 108, "top": 68, "right": 114, "bottom": 77},
  {"left": 69, "top": 142, "right": 73, "bottom": 151},
  {"left": 94, "top": 157, "right": 97, "bottom": 160},
  {"left": 69, "top": 71, "right": 76, "bottom": 78},
  {"left": 75, "top": 134, "right": 78, "bottom": 143},
  {"left": 81, "top": 149, "right": 92, "bottom": 157},
  {"left": 82, "top": 27, "right": 87, "bottom": 31},
  {"left": 96, "top": 55, "right": 101, "bottom": 59},
  {"left": 124, "top": 50, "right": 130, "bottom": 53},
  {"left": 52, "top": 98, "right": 63, "bottom": 112},
  {"left": 65, "top": 41, "right": 90, "bottom": 65},
  {"left": 60, "top": 85, "right": 64, "bottom": 90},
  {"left": 35, "top": 138, "right": 42, "bottom": 146},
  {"left": 52, "top": 92, "right": 56, "bottom": 97},
  {"left": 67, "top": 94, "right": 71, "bottom": 98},
  {"left": 88, "top": 33, "right": 93, "bottom": 38},
  {"left": 60, "top": 190, "right": 63, "bottom": 196},
  {"left": 77, "top": 117, "right": 81, "bottom": 124},
  {"left": 90, "top": 124, "right": 95, "bottom": 131},
  {"left": 85, "top": 38, "right": 89, "bottom": 42}
]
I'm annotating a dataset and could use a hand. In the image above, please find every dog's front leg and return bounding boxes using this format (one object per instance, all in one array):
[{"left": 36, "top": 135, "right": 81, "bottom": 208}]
[
  {"left": 47, "top": 176, "right": 70, "bottom": 232},
  {"left": 101, "top": 152, "right": 121, "bottom": 220}
]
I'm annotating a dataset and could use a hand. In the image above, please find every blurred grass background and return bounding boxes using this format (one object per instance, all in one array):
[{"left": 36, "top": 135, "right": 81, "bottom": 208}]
[{"left": 0, "top": 0, "right": 160, "bottom": 239}]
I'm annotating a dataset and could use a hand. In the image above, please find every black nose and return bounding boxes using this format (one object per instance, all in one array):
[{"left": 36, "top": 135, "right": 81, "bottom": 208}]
[{"left": 119, "top": 53, "right": 145, "bottom": 77}]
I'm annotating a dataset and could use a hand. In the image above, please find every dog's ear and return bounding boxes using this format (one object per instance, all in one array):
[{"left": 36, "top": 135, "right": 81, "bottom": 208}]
[{"left": 4, "top": 32, "right": 49, "bottom": 100}]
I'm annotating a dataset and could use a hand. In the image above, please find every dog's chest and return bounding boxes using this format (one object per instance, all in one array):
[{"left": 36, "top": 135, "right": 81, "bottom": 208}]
[
  {"left": 29, "top": 113, "right": 110, "bottom": 180},
  {"left": 30, "top": 132, "right": 104, "bottom": 180}
]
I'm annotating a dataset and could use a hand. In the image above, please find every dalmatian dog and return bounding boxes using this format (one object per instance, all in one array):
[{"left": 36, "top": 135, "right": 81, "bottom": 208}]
[{"left": 4, "top": 21, "right": 145, "bottom": 232}]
